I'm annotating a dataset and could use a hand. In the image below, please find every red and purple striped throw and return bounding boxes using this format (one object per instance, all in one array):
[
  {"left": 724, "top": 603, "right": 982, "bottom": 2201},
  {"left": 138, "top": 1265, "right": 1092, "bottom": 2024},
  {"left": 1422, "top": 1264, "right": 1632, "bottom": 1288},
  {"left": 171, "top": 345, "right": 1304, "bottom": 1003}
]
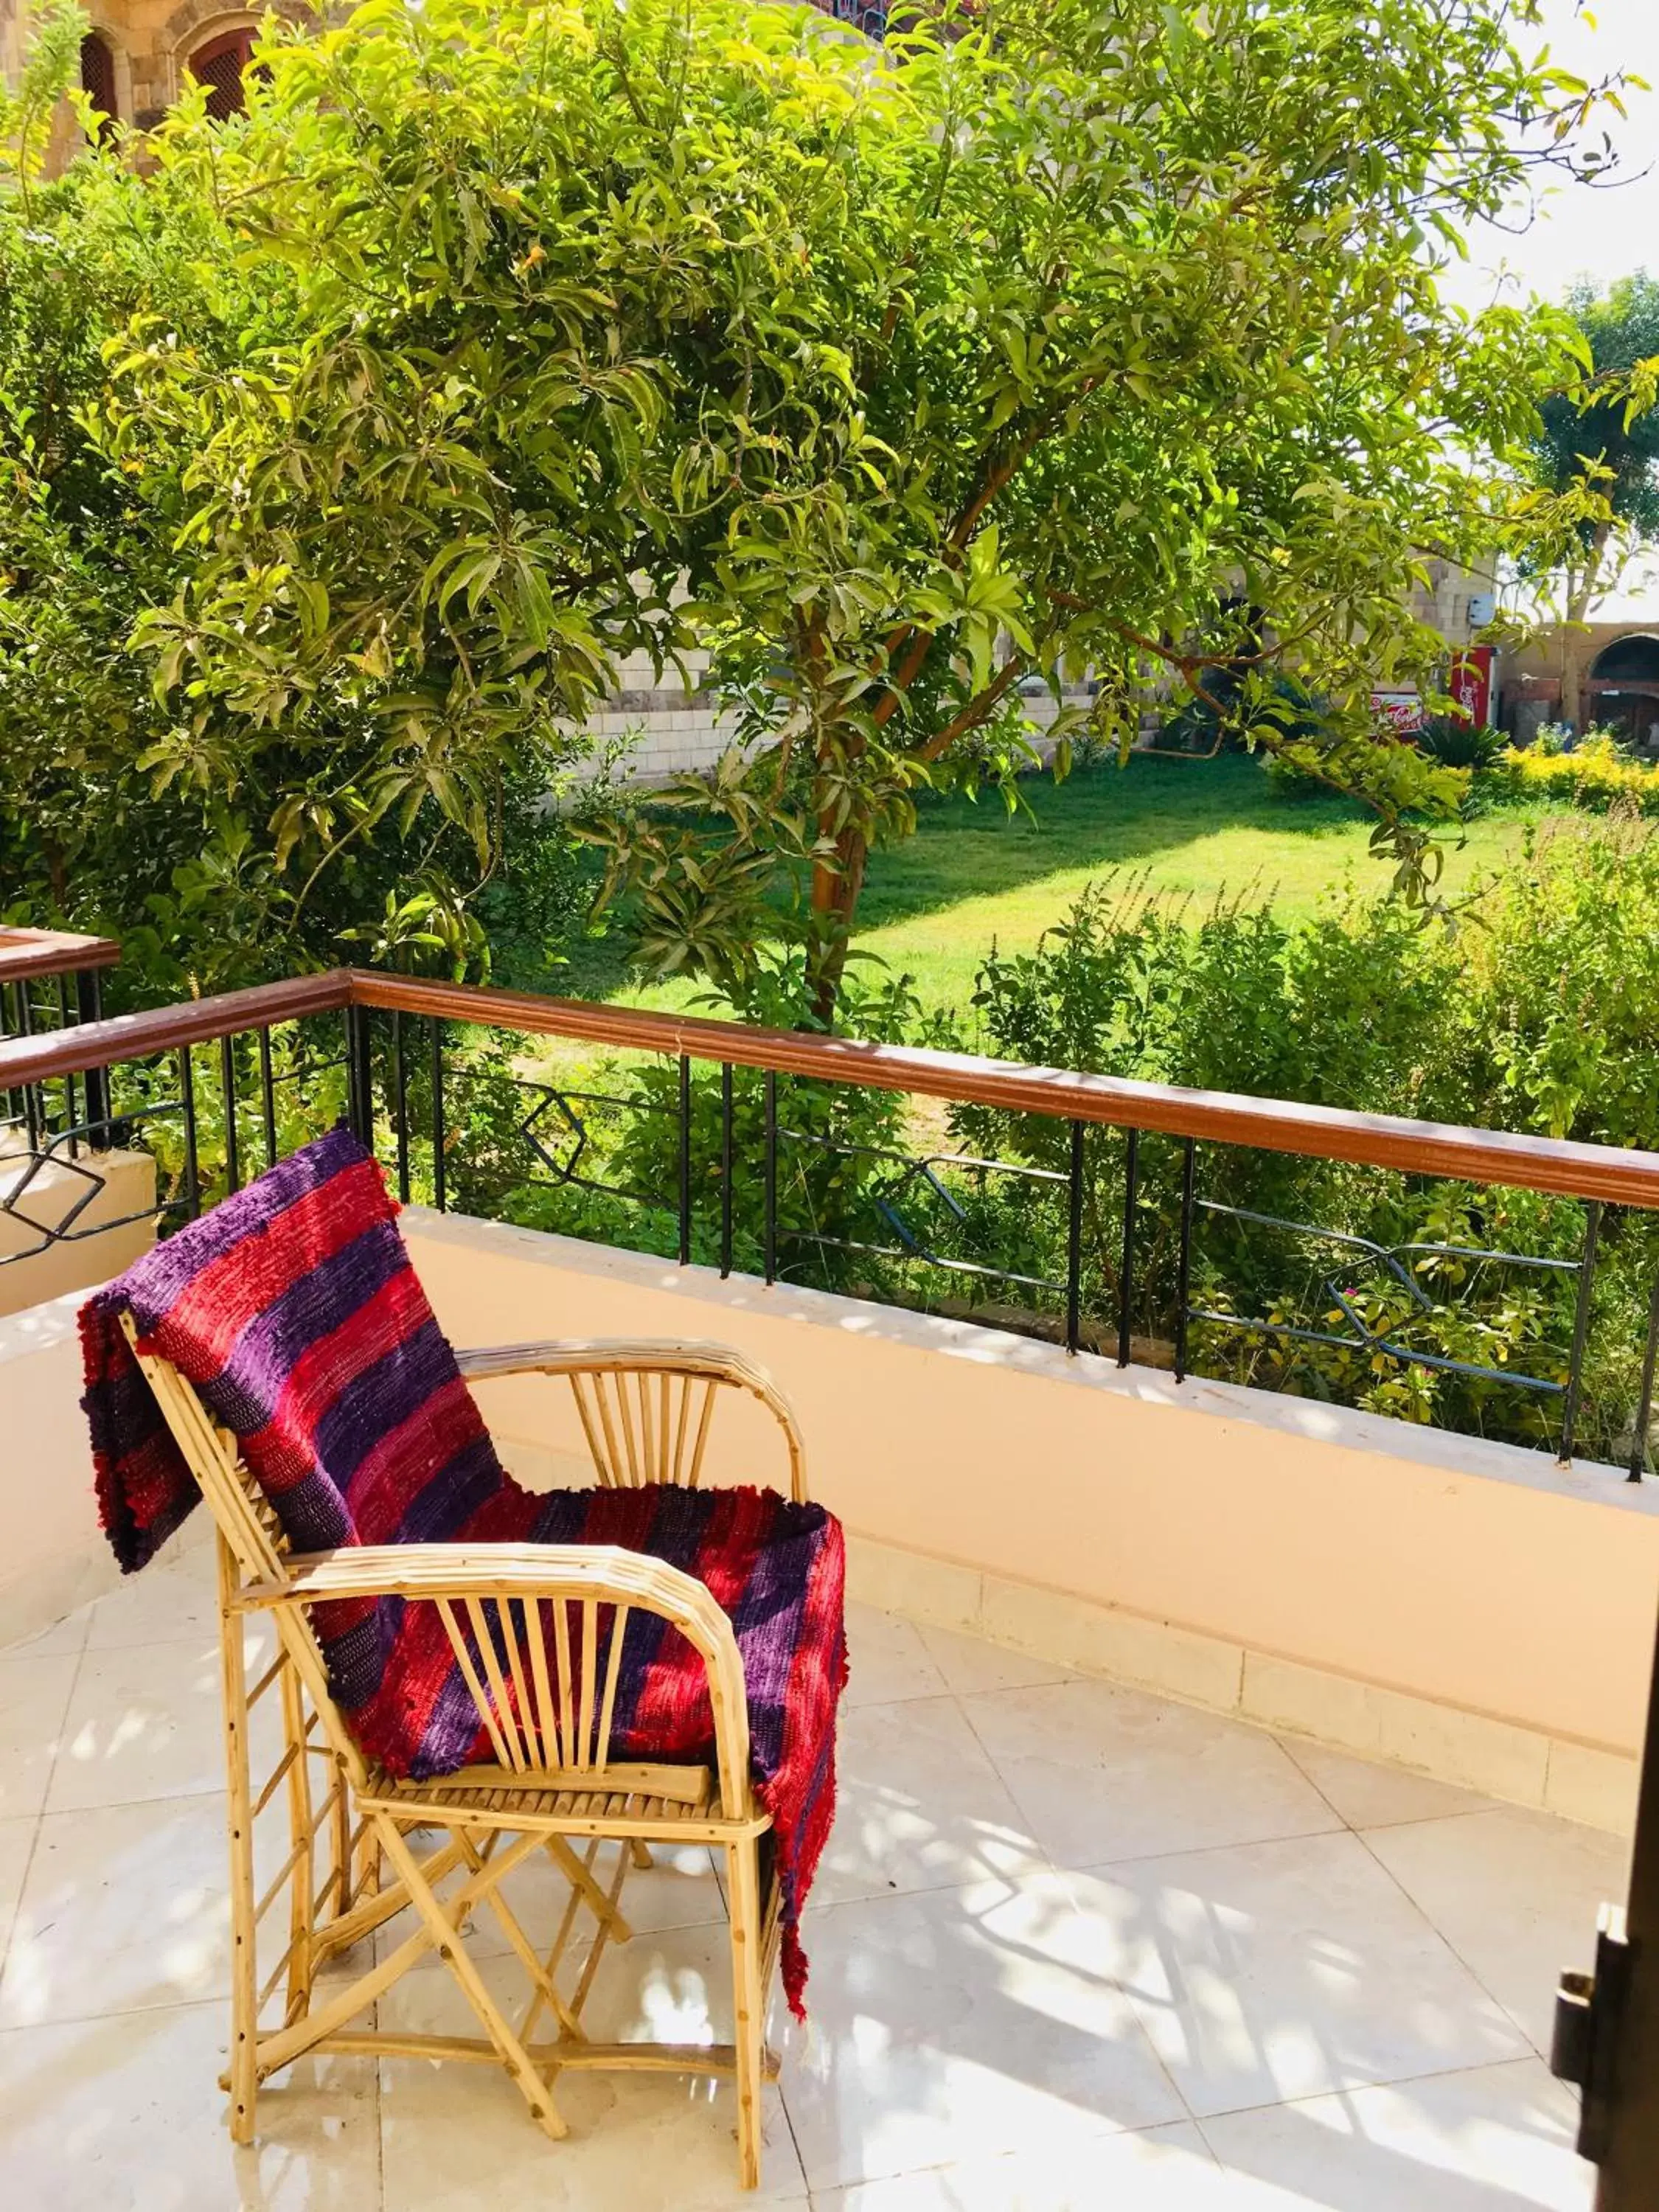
[{"left": 80, "top": 1125, "right": 846, "bottom": 2013}]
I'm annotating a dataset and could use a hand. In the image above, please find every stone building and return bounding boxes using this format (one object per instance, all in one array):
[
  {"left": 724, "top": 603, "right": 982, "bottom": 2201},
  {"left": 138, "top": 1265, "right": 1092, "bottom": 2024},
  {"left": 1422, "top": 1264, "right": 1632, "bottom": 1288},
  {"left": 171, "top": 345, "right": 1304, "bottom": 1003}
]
[
  {"left": 1498, "top": 621, "right": 1659, "bottom": 751},
  {"left": 4, "top": 0, "right": 303, "bottom": 129}
]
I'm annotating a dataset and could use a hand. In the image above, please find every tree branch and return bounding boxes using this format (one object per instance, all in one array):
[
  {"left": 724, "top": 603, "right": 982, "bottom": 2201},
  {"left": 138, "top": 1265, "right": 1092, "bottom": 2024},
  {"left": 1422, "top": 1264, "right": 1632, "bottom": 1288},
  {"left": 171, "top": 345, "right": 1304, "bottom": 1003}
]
[{"left": 914, "top": 655, "right": 1026, "bottom": 762}]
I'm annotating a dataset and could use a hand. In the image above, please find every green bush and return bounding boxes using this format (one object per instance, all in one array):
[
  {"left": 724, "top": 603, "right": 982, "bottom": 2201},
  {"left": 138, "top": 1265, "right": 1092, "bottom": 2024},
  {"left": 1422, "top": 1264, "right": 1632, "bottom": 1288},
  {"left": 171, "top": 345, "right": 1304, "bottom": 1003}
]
[
  {"left": 1416, "top": 717, "right": 1505, "bottom": 771},
  {"left": 1491, "top": 737, "right": 1659, "bottom": 817},
  {"left": 944, "top": 825, "right": 1659, "bottom": 1460}
]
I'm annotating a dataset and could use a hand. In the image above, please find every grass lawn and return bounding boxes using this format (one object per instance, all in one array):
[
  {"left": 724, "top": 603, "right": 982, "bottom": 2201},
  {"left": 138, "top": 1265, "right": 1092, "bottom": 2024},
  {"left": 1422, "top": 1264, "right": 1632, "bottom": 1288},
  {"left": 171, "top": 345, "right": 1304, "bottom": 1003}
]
[{"left": 562, "top": 751, "right": 1546, "bottom": 1021}]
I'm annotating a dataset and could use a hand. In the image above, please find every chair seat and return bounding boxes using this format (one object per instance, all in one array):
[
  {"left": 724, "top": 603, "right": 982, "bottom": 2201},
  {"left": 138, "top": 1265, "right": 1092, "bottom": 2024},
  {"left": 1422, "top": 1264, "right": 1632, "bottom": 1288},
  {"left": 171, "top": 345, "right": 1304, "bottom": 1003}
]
[{"left": 361, "top": 1759, "right": 771, "bottom": 1838}]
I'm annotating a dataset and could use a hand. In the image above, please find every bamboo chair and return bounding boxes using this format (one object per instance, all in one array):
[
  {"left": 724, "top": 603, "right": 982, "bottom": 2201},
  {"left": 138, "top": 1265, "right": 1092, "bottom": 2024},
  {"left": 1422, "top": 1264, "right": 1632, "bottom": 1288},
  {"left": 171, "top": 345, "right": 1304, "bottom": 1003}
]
[{"left": 122, "top": 1319, "right": 807, "bottom": 2189}]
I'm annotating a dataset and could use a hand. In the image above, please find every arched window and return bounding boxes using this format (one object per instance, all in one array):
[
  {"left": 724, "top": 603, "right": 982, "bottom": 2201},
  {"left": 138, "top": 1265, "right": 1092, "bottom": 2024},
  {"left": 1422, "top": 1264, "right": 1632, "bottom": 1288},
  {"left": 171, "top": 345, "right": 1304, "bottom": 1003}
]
[
  {"left": 188, "top": 27, "right": 258, "bottom": 121},
  {"left": 79, "top": 30, "right": 119, "bottom": 138}
]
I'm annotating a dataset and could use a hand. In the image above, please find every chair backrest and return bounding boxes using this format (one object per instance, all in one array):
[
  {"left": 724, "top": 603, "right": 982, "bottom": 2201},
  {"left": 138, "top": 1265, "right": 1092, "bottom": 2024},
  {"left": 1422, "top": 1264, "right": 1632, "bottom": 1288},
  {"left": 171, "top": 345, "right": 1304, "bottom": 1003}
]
[
  {"left": 125, "top": 1320, "right": 754, "bottom": 1819},
  {"left": 122, "top": 1310, "right": 376, "bottom": 1788},
  {"left": 456, "top": 1340, "right": 808, "bottom": 1502}
]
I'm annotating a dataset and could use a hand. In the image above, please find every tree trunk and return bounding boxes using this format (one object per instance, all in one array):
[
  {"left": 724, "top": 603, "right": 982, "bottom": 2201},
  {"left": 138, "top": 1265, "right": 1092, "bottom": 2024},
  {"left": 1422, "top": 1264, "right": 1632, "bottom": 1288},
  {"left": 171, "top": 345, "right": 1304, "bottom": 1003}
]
[
  {"left": 1562, "top": 625, "right": 1584, "bottom": 733},
  {"left": 807, "top": 824, "right": 869, "bottom": 1029},
  {"left": 1562, "top": 523, "right": 1613, "bottom": 732}
]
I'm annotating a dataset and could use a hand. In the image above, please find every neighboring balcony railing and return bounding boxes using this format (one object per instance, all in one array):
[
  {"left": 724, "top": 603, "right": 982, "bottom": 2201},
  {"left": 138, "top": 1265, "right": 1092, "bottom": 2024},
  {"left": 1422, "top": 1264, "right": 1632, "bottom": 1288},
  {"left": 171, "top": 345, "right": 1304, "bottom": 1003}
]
[
  {"left": 0, "top": 927, "right": 122, "bottom": 1160},
  {"left": 1, "top": 964, "right": 1658, "bottom": 1478}
]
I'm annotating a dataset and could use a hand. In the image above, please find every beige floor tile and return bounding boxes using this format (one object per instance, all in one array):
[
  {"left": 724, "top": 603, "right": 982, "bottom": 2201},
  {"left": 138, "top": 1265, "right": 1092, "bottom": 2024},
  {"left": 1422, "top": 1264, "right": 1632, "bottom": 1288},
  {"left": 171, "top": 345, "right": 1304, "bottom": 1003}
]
[
  {"left": 916, "top": 1623, "right": 1075, "bottom": 1698},
  {"left": 1200, "top": 2057, "right": 1591, "bottom": 2211},
  {"left": 0, "top": 1997, "right": 381, "bottom": 2211},
  {"left": 961, "top": 1680, "right": 1340, "bottom": 1870},
  {"left": 46, "top": 1627, "right": 278, "bottom": 1814},
  {"left": 0, "top": 1651, "right": 82, "bottom": 1821},
  {"left": 83, "top": 1555, "right": 221, "bottom": 1652},
  {"left": 1063, "top": 1830, "right": 1528, "bottom": 2119},
  {"left": 377, "top": 1945, "right": 806, "bottom": 2207},
  {"left": 371, "top": 1835, "right": 727, "bottom": 1968},
  {"left": 813, "top": 1695, "right": 1048, "bottom": 1907},
  {"left": 1363, "top": 1807, "right": 1630, "bottom": 2054},
  {"left": 0, "top": 1815, "right": 37, "bottom": 1954},
  {"left": 568, "top": 1910, "right": 774, "bottom": 2056},
  {"left": 1, "top": 1607, "right": 92, "bottom": 1660},
  {"left": 809, "top": 2122, "right": 1233, "bottom": 2210},
  {"left": 0, "top": 1794, "right": 231, "bottom": 2028},
  {"left": 779, "top": 1876, "right": 1186, "bottom": 2191},
  {"left": 1276, "top": 1739, "right": 1497, "bottom": 1832},
  {"left": 844, "top": 1604, "right": 949, "bottom": 1708}
]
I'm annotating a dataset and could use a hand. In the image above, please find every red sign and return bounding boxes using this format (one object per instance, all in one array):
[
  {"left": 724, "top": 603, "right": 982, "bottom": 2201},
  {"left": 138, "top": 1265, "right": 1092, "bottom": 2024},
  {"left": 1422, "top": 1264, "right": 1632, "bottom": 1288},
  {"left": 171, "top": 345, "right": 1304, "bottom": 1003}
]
[
  {"left": 1448, "top": 647, "right": 1493, "bottom": 728},
  {"left": 1371, "top": 691, "right": 1425, "bottom": 734}
]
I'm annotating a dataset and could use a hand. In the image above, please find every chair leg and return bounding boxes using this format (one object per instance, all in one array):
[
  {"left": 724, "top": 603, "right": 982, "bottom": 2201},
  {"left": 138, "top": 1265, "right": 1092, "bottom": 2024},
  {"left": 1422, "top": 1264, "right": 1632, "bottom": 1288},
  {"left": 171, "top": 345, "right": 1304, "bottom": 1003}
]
[
  {"left": 629, "top": 1839, "right": 654, "bottom": 1871},
  {"left": 217, "top": 1540, "right": 260, "bottom": 2144},
  {"left": 372, "top": 1814, "right": 568, "bottom": 2141},
  {"left": 725, "top": 1834, "right": 765, "bottom": 2191}
]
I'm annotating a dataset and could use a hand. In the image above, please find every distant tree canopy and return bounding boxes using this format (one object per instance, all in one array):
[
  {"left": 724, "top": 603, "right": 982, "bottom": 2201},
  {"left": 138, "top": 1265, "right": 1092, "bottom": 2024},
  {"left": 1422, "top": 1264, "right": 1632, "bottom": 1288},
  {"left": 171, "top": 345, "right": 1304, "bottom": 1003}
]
[
  {"left": 1528, "top": 272, "right": 1659, "bottom": 726},
  {"left": 0, "top": 0, "right": 1638, "bottom": 1015}
]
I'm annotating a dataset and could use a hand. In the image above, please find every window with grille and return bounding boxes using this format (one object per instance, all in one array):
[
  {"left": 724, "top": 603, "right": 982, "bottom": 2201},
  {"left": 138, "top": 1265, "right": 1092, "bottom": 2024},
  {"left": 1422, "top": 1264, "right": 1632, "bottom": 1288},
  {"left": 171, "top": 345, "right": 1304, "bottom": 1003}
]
[
  {"left": 79, "top": 31, "right": 118, "bottom": 137},
  {"left": 188, "top": 28, "right": 257, "bottom": 121}
]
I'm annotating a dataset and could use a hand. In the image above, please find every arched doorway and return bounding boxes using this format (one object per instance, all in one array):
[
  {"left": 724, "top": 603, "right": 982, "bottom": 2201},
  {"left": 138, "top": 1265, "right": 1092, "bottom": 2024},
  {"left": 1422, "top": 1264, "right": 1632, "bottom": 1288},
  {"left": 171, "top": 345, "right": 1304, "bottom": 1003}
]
[
  {"left": 79, "top": 30, "right": 119, "bottom": 139},
  {"left": 1587, "top": 634, "right": 1659, "bottom": 753},
  {"left": 187, "top": 26, "right": 258, "bottom": 120}
]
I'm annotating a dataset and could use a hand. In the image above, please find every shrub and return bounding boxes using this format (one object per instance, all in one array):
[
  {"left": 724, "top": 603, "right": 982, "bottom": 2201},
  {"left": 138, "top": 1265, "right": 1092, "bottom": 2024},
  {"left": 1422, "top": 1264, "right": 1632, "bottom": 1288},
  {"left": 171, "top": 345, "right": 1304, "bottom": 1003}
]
[
  {"left": 947, "top": 827, "right": 1659, "bottom": 1458},
  {"left": 1493, "top": 737, "right": 1659, "bottom": 815},
  {"left": 1416, "top": 717, "right": 1505, "bottom": 771}
]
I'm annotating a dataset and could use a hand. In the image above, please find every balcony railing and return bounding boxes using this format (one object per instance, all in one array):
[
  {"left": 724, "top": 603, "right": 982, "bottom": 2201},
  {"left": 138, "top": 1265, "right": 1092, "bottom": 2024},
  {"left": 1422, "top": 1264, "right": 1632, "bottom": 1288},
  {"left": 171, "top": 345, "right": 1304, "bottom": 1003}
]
[
  {"left": 0, "top": 925, "right": 122, "bottom": 1162},
  {"left": 2, "top": 964, "right": 1658, "bottom": 1477}
]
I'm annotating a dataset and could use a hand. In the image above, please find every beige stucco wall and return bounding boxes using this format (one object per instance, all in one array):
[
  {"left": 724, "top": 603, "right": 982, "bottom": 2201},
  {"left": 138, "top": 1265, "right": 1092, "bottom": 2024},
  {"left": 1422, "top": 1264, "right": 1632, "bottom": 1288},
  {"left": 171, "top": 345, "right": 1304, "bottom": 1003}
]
[
  {"left": 1, "top": 1206, "right": 1651, "bottom": 1826},
  {"left": 0, "top": 1147, "right": 157, "bottom": 1318},
  {"left": 406, "top": 1210, "right": 1659, "bottom": 1778},
  {"left": 0, "top": 1281, "right": 205, "bottom": 1648}
]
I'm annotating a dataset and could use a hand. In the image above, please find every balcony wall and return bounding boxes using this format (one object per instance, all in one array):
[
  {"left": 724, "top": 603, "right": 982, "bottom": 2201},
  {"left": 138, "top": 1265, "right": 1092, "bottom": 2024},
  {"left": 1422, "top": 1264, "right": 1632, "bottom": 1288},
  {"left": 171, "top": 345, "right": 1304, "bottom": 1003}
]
[
  {"left": 0, "top": 1145, "right": 156, "bottom": 1318},
  {"left": 0, "top": 1276, "right": 205, "bottom": 1644},
  {"left": 3, "top": 1201, "right": 1654, "bottom": 1834},
  {"left": 408, "top": 1208, "right": 1659, "bottom": 1834}
]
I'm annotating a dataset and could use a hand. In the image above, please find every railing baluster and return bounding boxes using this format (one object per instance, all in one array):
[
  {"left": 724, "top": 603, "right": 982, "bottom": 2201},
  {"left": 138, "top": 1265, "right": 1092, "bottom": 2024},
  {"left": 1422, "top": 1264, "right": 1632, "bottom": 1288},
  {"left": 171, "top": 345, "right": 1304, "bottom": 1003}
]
[
  {"left": 0, "top": 982, "right": 13, "bottom": 1131},
  {"left": 393, "top": 1009, "right": 411, "bottom": 1204},
  {"left": 57, "top": 975, "right": 77, "bottom": 1156},
  {"left": 1174, "top": 1136, "right": 1197, "bottom": 1384},
  {"left": 344, "top": 1004, "right": 374, "bottom": 1151},
  {"left": 258, "top": 1026, "right": 278, "bottom": 1170},
  {"left": 76, "top": 970, "right": 110, "bottom": 1146},
  {"left": 430, "top": 1018, "right": 447, "bottom": 1213},
  {"left": 17, "top": 981, "right": 40, "bottom": 1154},
  {"left": 719, "top": 1062, "right": 734, "bottom": 1281},
  {"left": 764, "top": 1071, "right": 778, "bottom": 1286},
  {"left": 178, "top": 1046, "right": 201, "bottom": 1221},
  {"left": 1065, "top": 1119, "right": 1085, "bottom": 1355},
  {"left": 1630, "top": 1273, "right": 1659, "bottom": 1484},
  {"left": 1118, "top": 1127, "right": 1140, "bottom": 1368},
  {"left": 677, "top": 1054, "right": 692, "bottom": 1267},
  {"left": 220, "top": 1033, "right": 240, "bottom": 1194},
  {"left": 1559, "top": 1200, "right": 1601, "bottom": 1464}
]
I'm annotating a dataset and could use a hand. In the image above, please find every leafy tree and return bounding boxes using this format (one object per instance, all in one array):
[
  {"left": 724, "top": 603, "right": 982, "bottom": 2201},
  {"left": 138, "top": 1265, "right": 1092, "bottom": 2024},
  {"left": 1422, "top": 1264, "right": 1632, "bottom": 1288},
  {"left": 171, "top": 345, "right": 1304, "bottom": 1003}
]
[
  {"left": 1, "top": 0, "right": 1632, "bottom": 1021},
  {"left": 570, "top": 0, "right": 1624, "bottom": 1019},
  {"left": 0, "top": 1, "right": 649, "bottom": 995},
  {"left": 1528, "top": 272, "right": 1659, "bottom": 727}
]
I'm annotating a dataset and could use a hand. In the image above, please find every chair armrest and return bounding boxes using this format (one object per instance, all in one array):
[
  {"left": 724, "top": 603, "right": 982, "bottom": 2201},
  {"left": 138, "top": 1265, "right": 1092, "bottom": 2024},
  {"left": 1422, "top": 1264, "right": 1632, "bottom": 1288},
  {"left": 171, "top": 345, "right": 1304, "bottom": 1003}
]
[
  {"left": 238, "top": 1541, "right": 752, "bottom": 1816},
  {"left": 454, "top": 1338, "right": 807, "bottom": 1502},
  {"left": 239, "top": 1540, "right": 729, "bottom": 1638}
]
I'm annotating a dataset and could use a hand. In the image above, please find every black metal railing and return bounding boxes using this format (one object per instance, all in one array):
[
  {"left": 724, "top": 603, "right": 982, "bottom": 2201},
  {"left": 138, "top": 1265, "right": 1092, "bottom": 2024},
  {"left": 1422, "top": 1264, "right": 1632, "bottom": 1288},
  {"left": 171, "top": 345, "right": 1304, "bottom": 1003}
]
[{"left": 4, "top": 964, "right": 1659, "bottom": 1479}]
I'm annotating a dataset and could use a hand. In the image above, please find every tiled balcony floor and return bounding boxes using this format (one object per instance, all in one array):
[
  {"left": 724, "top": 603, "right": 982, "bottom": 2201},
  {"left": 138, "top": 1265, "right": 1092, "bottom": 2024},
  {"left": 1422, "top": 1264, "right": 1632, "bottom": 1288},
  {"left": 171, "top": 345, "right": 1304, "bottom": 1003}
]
[{"left": 0, "top": 1551, "right": 1630, "bottom": 2209}]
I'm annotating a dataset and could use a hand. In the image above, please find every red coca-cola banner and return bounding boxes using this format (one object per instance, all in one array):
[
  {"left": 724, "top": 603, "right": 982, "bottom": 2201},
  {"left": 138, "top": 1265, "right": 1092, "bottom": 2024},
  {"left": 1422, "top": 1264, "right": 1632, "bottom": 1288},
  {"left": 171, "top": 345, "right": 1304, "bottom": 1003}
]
[{"left": 1448, "top": 647, "right": 1494, "bottom": 727}]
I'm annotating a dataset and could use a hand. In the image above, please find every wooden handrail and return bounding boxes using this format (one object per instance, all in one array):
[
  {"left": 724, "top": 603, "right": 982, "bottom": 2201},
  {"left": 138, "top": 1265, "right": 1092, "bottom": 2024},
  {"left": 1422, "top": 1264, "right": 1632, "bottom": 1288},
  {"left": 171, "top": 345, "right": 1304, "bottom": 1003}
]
[
  {"left": 1, "top": 961, "right": 1657, "bottom": 1210},
  {"left": 0, "top": 926, "right": 121, "bottom": 981},
  {"left": 0, "top": 971, "right": 350, "bottom": 1083},
  {"left": 345, "top": 973, "right": 1659, "bottom": 1209}
]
